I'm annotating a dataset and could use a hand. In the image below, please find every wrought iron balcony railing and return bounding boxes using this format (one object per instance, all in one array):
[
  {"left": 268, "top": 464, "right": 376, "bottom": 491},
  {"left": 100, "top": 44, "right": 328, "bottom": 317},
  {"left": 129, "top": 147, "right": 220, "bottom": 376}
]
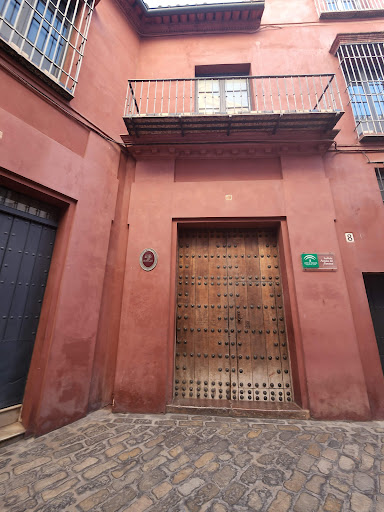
[
  {"left": 315, "top": 0, "right": 384, "bottom": 18},
  {"left": 123, "top": 74, "right": 343, "bottom": 137}
]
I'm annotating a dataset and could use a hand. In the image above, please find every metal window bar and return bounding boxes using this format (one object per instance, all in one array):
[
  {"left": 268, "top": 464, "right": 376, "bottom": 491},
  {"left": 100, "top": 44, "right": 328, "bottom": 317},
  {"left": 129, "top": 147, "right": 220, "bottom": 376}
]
[
  {"left": 262, "top": 76, "right": 267, "bottom": 111},
  {"left": 0, "top": 0, "right": 94, "bottom": 94},
  {"left": 337, "top": 43, "right": 384, "bottom": 136},
  {"left": 375, "top": 168, "right": 384, "bottom": 201},
  {"left": 70, "top": 0, "right": 93, "bottom": 89},
  {"left": 276, "top": 76, "right": 282, "bottom": 111},
  {"left": 167, "top": 81, "right": 171, "bottom": 114},
  {"left": 189, "top": 79, "right": 192, "bottom": 115},
  {"left": 268, "top": 76, "right": 273, "bottom": 112},
  {"left": 315, "top": 0, "right": 384, "bottom": 15},
  {"left": 124, "top": 75, "right": 343, "bottom": 118},
  {"left": 319, "top": 74, "right": 329, "bottom": 109},
  {"left": 297, "top": 76, "right": 305, "bottom": 110},
  {"left": 0, "top": 186, "right": 59, "bottom": 221},
  {"left": 153, "top": 79, "right": 157, "bottom": 114},
  {"left": 145, "top": 80, "right": 150, "bottom": 114},
  {"left": 63, "top": 0, "right": 88, "bottom": 90}
]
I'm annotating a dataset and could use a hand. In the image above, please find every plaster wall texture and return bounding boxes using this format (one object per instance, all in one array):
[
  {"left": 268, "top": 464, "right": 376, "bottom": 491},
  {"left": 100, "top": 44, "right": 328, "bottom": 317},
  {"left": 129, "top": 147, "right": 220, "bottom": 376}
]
[
  {"left": 1, "top": 0, "right": 384, "bottom": 434},
  {"left": 117, "top": 1, "right": 384, "bottom": 420},
  {"left": 114, "top": 154, "right": 372, "bottom": 420},
  {"left": 0, "top": 0, "right": 139, "bottom": 433},
  {"left": 71, "top": 0, "right": 140, "bottom": 139},
  {"left": 324, "top": 153, "right": 384, "bottom": 417}
]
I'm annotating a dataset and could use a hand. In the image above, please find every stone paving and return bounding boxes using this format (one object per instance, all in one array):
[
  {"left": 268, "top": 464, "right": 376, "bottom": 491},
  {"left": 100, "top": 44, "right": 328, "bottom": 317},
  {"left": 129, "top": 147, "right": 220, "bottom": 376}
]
[{"left": 0, "top": 409, "right": 384, "bottom": 511}]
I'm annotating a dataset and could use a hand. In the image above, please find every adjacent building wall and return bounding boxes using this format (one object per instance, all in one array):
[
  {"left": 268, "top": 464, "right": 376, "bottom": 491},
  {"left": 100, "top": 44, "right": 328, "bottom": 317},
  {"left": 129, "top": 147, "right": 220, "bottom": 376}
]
[{"left": 0, "top": 0, "right": 140, "bottom": 434}]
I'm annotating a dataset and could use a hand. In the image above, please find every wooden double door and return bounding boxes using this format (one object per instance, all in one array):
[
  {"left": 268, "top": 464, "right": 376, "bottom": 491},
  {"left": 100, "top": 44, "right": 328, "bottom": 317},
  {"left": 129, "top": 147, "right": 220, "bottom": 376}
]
[{"left": 174, "top": 228, "right": 293, "bottom": 404}]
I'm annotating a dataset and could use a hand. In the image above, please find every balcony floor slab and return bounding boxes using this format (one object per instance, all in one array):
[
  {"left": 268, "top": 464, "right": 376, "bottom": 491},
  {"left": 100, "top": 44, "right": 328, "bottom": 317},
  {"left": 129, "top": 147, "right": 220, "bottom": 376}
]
[
  {"left": 123, "top": 111, "right": 343, "bottom": 139},
  {"left": 319, "top": 9, "right": 384, "bottom": 19}
]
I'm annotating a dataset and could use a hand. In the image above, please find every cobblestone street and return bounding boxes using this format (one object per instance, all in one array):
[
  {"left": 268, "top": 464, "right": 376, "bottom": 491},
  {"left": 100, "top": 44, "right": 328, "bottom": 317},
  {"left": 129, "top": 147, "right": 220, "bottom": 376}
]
[{"left": 0, "top": 409, "right": 383, "bottom": 511}]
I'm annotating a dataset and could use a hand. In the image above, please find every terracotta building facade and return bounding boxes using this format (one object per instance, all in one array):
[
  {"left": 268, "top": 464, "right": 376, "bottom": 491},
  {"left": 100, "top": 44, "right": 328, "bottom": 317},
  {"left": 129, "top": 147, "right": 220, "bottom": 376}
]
[{"left": 1, "top": 0, "right": 384, "bottom": 436}]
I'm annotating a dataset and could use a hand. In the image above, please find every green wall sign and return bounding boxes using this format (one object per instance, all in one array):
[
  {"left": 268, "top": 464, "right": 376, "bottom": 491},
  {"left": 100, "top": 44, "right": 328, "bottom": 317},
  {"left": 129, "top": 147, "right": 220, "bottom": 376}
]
[
  {"left": 301, "top": 253, "right": 337, "bottom": 271},
  {"left": 301, "top": 253, "right": 319, "bottom": 269}
]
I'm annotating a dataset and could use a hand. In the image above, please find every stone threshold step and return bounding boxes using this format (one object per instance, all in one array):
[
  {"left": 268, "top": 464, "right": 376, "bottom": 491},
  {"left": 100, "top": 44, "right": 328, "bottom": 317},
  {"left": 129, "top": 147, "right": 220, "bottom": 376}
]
[
  {"left": 166, "top": 399, "right": 310, "bottom": 420},
  {"left": 0, "top": 404, "right": 22, "bottom": 428},
  {"left": 0, "top": 422, "right": 26, "bottom": 446}
]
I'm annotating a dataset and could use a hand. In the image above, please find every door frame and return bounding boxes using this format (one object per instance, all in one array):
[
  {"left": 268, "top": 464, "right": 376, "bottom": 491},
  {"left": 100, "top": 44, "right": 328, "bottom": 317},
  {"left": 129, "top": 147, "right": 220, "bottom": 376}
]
[
  {"left": 166, "top": 218, "right": 309, "bottom": 411},
  {"left": 0, "top": 168, "right": 77, "bottom": 434}
]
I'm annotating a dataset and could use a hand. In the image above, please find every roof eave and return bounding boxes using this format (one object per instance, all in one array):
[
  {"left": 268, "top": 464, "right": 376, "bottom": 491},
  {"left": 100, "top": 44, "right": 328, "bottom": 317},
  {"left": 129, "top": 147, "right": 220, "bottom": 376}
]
[{"left": 113, "top": 0, "right": 265, "bottom": 36}]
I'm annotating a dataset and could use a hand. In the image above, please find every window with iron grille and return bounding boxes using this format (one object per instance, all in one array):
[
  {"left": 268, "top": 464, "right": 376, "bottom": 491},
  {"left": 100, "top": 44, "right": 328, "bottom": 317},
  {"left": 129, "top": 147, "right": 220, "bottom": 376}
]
[
  {"left": 0, "top": 0, "right": 94, "bottom": 96},
  {"left": 316, "top": 0, "right": 384, "bottom": 16},
  {"left": 326, "top": 0, "right": 359, "bottom": 10},
  {"left": 375, "top": 168, "right": 384, "bottom": 201},
  {"left": 337, "top": 43, "right": 384, "bottom": 139}
]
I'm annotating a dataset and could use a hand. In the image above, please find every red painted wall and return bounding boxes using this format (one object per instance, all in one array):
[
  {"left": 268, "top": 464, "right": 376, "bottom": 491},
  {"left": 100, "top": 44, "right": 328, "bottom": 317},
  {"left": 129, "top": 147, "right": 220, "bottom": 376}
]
[
  {"left": 114, "top": 0, "right": 384, "bottom": 420},
  {"left": 0, "top": 0, "right": 139, "bottom": 434},
  {"left": 1, "top": 0, "right": 383, "bottom": 433}
]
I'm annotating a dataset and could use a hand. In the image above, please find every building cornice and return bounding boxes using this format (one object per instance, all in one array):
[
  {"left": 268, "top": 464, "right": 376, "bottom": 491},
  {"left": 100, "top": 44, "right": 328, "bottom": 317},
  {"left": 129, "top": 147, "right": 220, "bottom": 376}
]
[
  {"left": 121, "top": 130, "right": 339, "bottom": 159},
  {"left": 330, "top": 32, "right": 384, "bottom": 55},
  {"left": 113, "top": 0, "right": 264, "bottom": 36}
]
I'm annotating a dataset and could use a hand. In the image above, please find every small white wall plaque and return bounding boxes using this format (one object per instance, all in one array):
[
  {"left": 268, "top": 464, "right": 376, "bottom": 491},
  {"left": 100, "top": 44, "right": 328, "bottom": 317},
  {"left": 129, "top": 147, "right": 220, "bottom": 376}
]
[{"left": 345, "top": 233, "right": 355, "bottom": 243}]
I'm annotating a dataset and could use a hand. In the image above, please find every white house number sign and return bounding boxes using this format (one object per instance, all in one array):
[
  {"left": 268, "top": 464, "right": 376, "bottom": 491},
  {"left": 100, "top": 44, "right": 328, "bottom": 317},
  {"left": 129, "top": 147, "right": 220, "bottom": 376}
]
[{"left": 345, "top": 233, "right": 355, "bottom": 243}]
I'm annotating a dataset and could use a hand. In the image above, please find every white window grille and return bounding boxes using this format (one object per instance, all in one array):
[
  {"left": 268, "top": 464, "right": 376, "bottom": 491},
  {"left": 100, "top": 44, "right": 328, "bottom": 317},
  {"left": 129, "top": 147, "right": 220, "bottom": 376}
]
[
  {"left": 326, "top": 0, "right": 362, "bottom": 11},
  {"left": 315, "top": 0, "right": 384, "bottom": 15},
  {"left": 337, "top": 43, "right": 384, "bottom": 138},
  {"left": 0, "top": 0, "right": 94, "bottom": 95},
  {"left": 375, "top": 168, "right": 384, "bottom": 201}
]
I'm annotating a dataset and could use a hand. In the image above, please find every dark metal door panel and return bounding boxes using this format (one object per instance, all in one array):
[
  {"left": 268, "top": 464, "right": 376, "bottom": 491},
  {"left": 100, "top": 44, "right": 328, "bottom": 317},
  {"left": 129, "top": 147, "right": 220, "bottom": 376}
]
[
  {"left": 0, "top": 213, "right": 13, "bottom": 268},
  {"left": 3, "top": 222, "right": 43, "bottom": 342},
  {"left": 364, "top": 274, "right": 384, "bottom": 374},
  {"left": 0, "top": 212, "right": 56, "bottom": 409},
  {"left": 18, "top": 225, "right": 56, "bottom": 342},
  {"left": 0, "top": 216, "right": 30, "bottom": 342}
]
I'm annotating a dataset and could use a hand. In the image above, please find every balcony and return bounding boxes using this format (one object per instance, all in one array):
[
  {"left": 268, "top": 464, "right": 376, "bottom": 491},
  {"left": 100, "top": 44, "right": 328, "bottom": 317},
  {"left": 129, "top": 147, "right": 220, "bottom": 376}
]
[
  {"left": 315, "top": 0, "right": 384, "bottom": 19},
  {"left": 122, "top": 75, "right": 343, "bottom": 141}
]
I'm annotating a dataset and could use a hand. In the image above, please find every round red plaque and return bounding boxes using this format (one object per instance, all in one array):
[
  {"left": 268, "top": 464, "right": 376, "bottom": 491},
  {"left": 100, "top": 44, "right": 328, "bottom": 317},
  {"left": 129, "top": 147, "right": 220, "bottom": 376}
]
[{"left": 139, "top": 248, "right": 158, "bottom": 271}]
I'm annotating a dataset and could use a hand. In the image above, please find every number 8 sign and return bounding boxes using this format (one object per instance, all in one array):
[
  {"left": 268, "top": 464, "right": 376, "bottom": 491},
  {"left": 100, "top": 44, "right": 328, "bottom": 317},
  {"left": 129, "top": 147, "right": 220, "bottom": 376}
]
[{"left": 345, "top": 233, "right": 354, "bottom": 243}]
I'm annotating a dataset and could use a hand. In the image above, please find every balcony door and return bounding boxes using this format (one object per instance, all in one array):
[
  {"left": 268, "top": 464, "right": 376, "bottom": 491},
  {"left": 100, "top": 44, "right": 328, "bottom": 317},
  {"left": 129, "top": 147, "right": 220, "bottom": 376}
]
[{"left": 197, "top": 76, "right": 250, "bottom": 114}]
